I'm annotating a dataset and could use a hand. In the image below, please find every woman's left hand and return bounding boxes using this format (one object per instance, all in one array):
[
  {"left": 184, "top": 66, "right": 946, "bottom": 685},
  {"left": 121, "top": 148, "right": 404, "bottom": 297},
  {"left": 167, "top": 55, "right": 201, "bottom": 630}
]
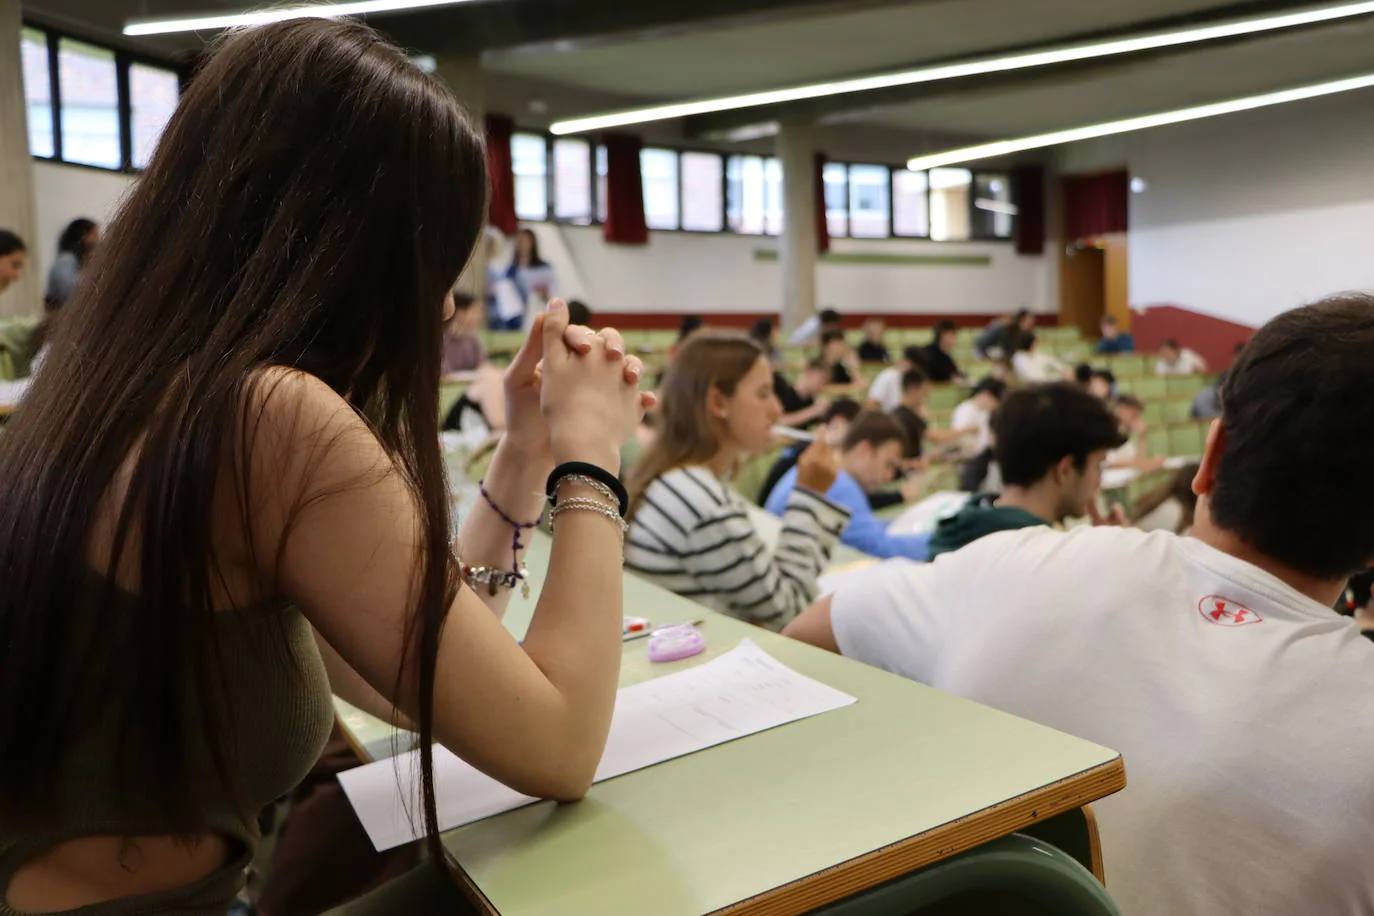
[{"left": 501, "top": 300, "right": 653, "bottom": 467}]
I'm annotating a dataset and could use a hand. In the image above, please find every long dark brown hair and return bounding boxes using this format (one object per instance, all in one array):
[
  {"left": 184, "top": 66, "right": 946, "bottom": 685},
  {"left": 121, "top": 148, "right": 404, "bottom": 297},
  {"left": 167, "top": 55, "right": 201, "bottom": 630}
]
[
  {"left": 0, "top": 18, "right": 484, "bottom": 871},
  {"left": 627, "top": 331, "right": 765, "bottom": 518}
]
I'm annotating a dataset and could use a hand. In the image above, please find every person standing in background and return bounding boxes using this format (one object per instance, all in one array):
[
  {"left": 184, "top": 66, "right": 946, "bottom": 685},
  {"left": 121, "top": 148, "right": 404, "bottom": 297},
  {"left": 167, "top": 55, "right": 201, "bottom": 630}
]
[
  {"left": 45, "top": 218, "right": 98, "bottom": 312},
  {"left": 494, "top": 227, "right": 555, "bottom": 331}
]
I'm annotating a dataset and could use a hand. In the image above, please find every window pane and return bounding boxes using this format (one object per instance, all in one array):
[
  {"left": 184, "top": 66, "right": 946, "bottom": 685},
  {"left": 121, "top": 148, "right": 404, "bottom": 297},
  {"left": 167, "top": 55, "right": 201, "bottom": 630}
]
[
  {"left": 973, "top": 172, "right": 1015, "bottom": 239},
  {"left": 511, "top": 133, "right": 548, "bottom": 221},
  {"left": 763, "top": 157, "right": 783, "bottom": 235},
  {"left": 823, "top": 163, "right": 847, "bottom": 238},
  {"left": 848, "top": 164, "right": 890, "bottom": 238},
  {"left": 641, "top": 148, "right": 679, "bottom": 230},
  {"left": 681, "top": 152, "right": 723, "bottom": 232},
  {"left": 21, "top": 28, "right": 54, "bottom": 158},
  {"left": 552, "top": 138, "right": 592, "bottom": 224},
  {"left": 129, "top": 63, "right": 179, "bottom": 169},
  {"left": 726, "top": 155, "right": 767, "bottom": 235},
  {"left": 893, "top": 169, "right": 930, "bottom": 237},
  {"left": 930, "top": 167, "right": 972, "bottom": 241},
  {"left": 58, "top": 37, "right": 120, "bottom": 168},
  {"left": 594, "top": 145, "right": 608, "bottom": 223}
]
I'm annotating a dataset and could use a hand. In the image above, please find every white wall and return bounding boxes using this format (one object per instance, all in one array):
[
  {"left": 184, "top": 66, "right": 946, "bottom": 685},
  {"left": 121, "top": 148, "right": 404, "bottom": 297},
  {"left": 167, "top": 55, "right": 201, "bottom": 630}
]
[
  {"left": 531, "top": 223, "right": 1051, "bottom": 317},
  {"left": 31, "top": 160, "right": 135, "bottom": 281},
  {"left": 29, "top": 161, "right": 1053, "bottom": 320},
  {"left": 1058, "top": 90, "right": 1374, "bottom": 327}
]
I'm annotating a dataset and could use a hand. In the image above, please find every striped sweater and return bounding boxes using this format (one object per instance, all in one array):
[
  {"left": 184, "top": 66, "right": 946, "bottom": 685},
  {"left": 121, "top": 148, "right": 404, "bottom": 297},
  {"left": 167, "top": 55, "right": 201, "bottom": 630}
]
[{"left": 625, "top": 465, "right": 851, "bottom": 630}]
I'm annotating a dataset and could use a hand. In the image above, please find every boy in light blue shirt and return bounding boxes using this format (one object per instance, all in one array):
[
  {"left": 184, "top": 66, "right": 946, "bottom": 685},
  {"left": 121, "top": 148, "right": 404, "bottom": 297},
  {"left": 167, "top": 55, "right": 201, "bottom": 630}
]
[{"left": 765, "top": 411, "right": 931, "bottom": 561}]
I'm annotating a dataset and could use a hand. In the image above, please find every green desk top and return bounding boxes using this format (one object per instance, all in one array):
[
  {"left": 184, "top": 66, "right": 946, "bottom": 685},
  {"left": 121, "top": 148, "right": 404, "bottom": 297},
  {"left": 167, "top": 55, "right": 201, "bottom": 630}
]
[{"left": 335, "top": 533, "right": 1124, "bottom": 915}]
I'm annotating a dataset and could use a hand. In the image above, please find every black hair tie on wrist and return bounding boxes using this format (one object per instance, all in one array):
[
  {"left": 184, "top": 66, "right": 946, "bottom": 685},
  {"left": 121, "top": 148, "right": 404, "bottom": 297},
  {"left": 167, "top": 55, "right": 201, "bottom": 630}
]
[{"left": 547, "top": 461, "right": 628, "bottom": 518}]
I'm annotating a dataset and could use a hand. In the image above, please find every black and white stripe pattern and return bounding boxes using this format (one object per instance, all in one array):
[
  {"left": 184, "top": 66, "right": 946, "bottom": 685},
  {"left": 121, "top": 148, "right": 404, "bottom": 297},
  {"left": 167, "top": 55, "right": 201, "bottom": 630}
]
[{"left": 626, "top": 466, "right": 849, "bottom": 630}]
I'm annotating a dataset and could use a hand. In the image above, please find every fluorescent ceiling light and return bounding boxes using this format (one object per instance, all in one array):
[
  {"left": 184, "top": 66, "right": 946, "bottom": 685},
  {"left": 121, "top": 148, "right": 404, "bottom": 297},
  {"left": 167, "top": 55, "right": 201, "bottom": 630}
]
[
  {"left": 905, "top": 71, "right": 1374, "bottom": 170},
  {"left": 125, "top": 0, "right": 488, "bottom": 36},
  {"left": 550, "top": 1, "right": 1374, "bottom": 135}
]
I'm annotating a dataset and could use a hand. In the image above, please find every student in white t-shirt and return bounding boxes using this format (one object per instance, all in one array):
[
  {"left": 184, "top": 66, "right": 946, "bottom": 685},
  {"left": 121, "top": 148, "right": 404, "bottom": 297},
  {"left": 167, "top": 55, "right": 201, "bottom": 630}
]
[
  {"left": 867, "top": 345, "right": 923, "bottom": 411},
  {"left": 1010, "top": 333, "right": 1071, "bottom": 383},
  {"left": 1155, "top": 338, "right": 1209, "bottom": 376},
  {"left": 785, "top": 294, "right": 1374, "bottom": 916},
  {"left": 950, "top": 377, "right": 1005, "bottom": 456}
]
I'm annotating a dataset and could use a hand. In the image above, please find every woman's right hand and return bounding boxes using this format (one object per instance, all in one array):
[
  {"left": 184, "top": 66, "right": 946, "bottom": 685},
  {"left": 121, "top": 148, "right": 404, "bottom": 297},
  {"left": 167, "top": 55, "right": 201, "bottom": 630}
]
[
  {"left": 540, "top": 301, "right": 653, "bottom": 473},
  {"left": 795, "top": 436, "right": 840, "bottom": 495}
]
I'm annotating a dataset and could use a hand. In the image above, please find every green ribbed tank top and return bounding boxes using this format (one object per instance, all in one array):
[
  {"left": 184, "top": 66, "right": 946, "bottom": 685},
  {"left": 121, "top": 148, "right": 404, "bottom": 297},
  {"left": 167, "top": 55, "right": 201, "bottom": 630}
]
[{"left": 0, "top": 597, "right": 334, "bottom": 915}]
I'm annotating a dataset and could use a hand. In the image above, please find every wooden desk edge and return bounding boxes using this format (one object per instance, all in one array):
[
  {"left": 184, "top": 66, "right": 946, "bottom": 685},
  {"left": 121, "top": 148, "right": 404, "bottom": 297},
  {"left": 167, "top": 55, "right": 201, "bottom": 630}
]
[{"left": 712, "top": 754, "right": 1126, "bottom": 916}]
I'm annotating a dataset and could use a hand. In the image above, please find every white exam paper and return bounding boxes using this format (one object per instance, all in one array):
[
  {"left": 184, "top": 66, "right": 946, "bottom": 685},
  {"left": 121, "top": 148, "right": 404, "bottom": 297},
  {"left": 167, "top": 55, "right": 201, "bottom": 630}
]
[{"left": 339, "top": 639, "right": 857, "bottom": 851}]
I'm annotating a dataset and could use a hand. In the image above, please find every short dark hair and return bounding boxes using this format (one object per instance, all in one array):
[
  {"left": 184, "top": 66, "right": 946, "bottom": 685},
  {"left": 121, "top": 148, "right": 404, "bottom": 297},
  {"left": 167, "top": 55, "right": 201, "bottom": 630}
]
[
  {"left": 901, "top": 345, "right": 923, "bottom": 364},
  {"left": 1012, "top": 308, "right": 1029, "bottom": 323},
  {"left": 901, "top": 367, "right": 928, "bottom": 392},
  {"left": 842, "top": 410, "right": 908, "bottom": 454},
  {"left": 820, "top": 308, "right": 842, "bottom": 325},
  {"left": 972, "top": 377, "right": 1007, "bottom": 400},
  {"left": 825, "top": 397, "right": 862, "bottom": 424},
  {"left": 820, "top": 329, "right": 846, "bottom": 346},
  {"left": 1018, "top": 332, "right": 1037, "bottom": 351},
  {"left": 678, "top": 314, "right": 704, "bottom": 340},
  {"left": 992, "top": 383, "right": 1127, "bottom": 486},
  {"left": 749, "top": 317, "right": 773, "bottom": 341},
  {"left": 1102, "top": 315, "right": 1119, "bottom": 327},
  {"left": 1210, "top": 294, "right": 1374, "bottom": 579},
  {"left": 1074, "top": 362, "right": 1094, "bottom": 385},
  {"left": 1091, "top": 368, "right": 1117, "bottom": 387},
  {"left": 0, "top": 229, "right": 25, "bottom": 257},
  {"left": 1115, "top": 394, "right": 1144, "bottom": 412},
  {"left": 803, "top": 358, "right": 827, "bottom": 373},
  {"left": 565, "top": 299, "right": 592, "bottom": 326},
  {"left": 1161, "top": 338, "right": 1180, "bottom": 351},
  {"left": 933, "top": 319, "right": 957, "bottom": 337}
]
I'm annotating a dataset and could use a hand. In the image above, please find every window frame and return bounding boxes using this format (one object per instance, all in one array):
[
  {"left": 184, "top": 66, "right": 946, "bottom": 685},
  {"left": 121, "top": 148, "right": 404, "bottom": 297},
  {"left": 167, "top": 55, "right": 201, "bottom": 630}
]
[{"left": 21, "top": 20, "right": 185, "bottom": 175}]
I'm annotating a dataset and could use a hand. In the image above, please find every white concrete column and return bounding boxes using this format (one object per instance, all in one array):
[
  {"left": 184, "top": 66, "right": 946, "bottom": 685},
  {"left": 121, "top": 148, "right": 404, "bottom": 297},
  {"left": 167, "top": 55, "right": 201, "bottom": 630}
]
[
  {"left": 433, "top": 52, "right": 489, "bottom": 303},
  {"left": 777, "top": 119, "right": 818, "bottom": 335},
  {"left": 0, "top": 4, "right": 42, "bottom": 317}
]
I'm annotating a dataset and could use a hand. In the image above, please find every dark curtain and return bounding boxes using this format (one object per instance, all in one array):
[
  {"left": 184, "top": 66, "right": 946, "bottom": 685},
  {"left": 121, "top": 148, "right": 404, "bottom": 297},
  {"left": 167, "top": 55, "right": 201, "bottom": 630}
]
[
  {"left": 602, "top": 133, "right": 649, "bottom": 245},
  {"left": 484, "top": 114, "right": 517, "bottom": 236},
  {"left": 814, "top": 152, "right": 830, "bottom": 254},
  {"left": 1063, "top": 170, "right": 1128, "bottom": 241},
  {"left": 1011, "top": 165, "right": 1045, "bottom": 256}
]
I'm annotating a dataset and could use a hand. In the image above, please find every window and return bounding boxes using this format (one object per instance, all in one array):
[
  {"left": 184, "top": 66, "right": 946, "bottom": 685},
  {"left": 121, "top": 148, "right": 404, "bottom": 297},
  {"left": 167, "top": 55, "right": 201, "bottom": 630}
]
[
  {"left": 930, "top": 167, "right": 972, "bottom": 241},
  {"left": 726, "top": 155, "right": 763, "bottom": 235},
  {"left": 552, "top": 138, "right": 592, "bottom": 224},
  {"left": 973, "top": 172, "right": 1015, "bottom": 239},
  {"left": 681, "top": 152, "right": 723, "bottom": 232},
  {"left": 58, "top": 37, "right": 120, "bottom": 169},
  {"left": 763, "top": 157, "right": 783, "bottom": 235},
  {"left": 640, "top": 147, "right": 680, "bottom": 230},
  {"left": 511, "top": 132, "right": 548, "bottom": 221},
  {"left": 893, "top": 169, "right": 930, "bottom": 237},
  {"left": 823, "top": 162, "right": 848, "bottom": 238},
  {"left": 848, "top": 164, "right": 890, "bottom": 238},
  {"left": 21, "top": 28, "right": 54, "bottom": 158},
  {"left": 129, "top": 63, "right": 179, "bottom": 169},
  {"left": 595, "top": 145, "right": 608, "bottom": 224}
]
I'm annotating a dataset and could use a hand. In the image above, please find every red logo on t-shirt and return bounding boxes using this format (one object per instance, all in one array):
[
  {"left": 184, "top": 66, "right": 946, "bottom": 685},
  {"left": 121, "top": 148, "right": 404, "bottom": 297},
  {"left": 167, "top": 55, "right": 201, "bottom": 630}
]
[{"left": 1197, "top": 595, "right": 1263, "bottom": 627}]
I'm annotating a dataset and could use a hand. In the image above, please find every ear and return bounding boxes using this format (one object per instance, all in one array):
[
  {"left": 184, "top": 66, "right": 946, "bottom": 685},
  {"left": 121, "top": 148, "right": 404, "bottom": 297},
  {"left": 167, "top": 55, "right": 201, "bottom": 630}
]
[
  {"left": 706, "top": 384, "right": 730, "bottom": 421},
  {"left": 1054, "top": 454, "right": 1077, "bottom": 485},
  {"left": 1193, "top": 420, "right": 1224, "bottom": 497}
]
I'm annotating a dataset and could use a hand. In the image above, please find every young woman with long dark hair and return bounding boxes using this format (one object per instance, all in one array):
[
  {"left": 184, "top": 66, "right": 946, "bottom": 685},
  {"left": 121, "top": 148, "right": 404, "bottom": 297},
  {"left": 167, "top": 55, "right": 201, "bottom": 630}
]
[{"left": 0, "top": 19, "right": 647, "bottom": 913}]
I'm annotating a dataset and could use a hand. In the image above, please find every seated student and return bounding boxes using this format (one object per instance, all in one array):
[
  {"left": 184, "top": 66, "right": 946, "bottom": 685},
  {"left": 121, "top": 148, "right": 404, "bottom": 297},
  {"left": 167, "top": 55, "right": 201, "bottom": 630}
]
[
  {"left": 749, "top": 316, "right": 781, "bottom": 365},
  {"left": 951, "top": 377, "right": 1006, "bottom": 457},
  {"left": 626, "top": 332, "right": 850, "bottom": 630},
  {"left": 891, "top": 367, "right": 973, "bottom": 465},
  {"left": 757, "top": 398, "right": 860, "bottom": 506},
  {"left": 786, "top": 306, "right": 842, "bottom": 347},
  {"left": 926, "top": 383, "right": 1126, "bottom": 558},
  {"left": 973, "top": 313, "right": 1011, "bottom": 359},
  {"left": 774, "top": 358, "right": 830, "bottom": 428},
  {"left": 45, "top": 217, "right": 99, "bottom": 312},
  {"left": 819, "top": 329, "right": 861, "bottom": 387},
  {"left": 1107, "top": 394, "right": 1166, "bottom": 470},
  {"left": 441, "top": 292, "right": 485, "bottom": 375},
  {"left": 786, "top": 294, "right": 1374, "bottom": 916},
  {"left": 1010, "top": 333, "right": 1071, "bottom": 383},
  {"left": 0, "top": 19, "right": 652, "bottom": 914},
  {"left": 765, "top": 410, "right": 931, "bottom": 560},
  {"left": 856, "top": 317, "right": 891, "bottom": 363},
  {"left": 0, "top": 229, "right": 27, "bottom": 296},
  {"left": 1131, "top": 462, "right": 1200, "bottom": 534},
  {"left": 866, "top": 345, "right": 922, "bottom": 411},
  {"left": 1154, "top": 337, "right": 1208, "bottom": 375},
  {"left": 1086, "top": 367, "right": 1116, "bottom": 400},
  {"left": 1094, "top": 314, "right": 1135, "bottom": 353},
  {"left": 917, "top": 320, "right": 964, "bottom": 384}
]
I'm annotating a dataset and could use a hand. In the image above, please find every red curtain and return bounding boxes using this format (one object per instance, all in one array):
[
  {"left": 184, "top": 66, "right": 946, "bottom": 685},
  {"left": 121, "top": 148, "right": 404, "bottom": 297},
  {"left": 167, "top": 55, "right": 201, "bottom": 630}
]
[
  {"left": 1063, "top": 170, "right": 1128, "bottom": 241},
  {"left": 602, "top": 133, "right": 648, "bottom": 245},
  {"left": 484, "top": 114, "right": 517, "bottom": 236},
  {"left": 814, "top": 152, "right": 830, "bottom": 254},
  {"left": 1011, "top": 165, "right": 1044, "bottom": 256}
]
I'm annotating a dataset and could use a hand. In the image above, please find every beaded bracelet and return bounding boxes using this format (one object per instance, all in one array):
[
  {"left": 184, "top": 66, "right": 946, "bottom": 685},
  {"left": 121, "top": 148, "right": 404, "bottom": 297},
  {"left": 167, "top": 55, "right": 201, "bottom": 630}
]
[{"left": 462, "top": 563, "right": 532, "bottom": 599}]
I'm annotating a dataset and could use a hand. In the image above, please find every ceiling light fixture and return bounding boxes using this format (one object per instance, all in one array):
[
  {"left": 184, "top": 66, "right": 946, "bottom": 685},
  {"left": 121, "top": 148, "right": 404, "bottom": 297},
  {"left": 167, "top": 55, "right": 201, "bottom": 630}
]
[
  {"left": 124, "top": 0, "right": 488, "bottom": 36},
  {"left": 549, "top": 0, "right": 1374, "bottom": 135},
  {"left": 904, "top": 71, "right": 1374, "bottom": 170}
]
